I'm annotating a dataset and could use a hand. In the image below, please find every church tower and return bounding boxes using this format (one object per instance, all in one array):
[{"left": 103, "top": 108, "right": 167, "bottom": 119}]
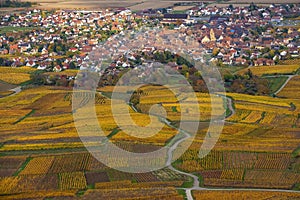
[{"left": 210, "top": 29, "right": 216, "bottom": 42}]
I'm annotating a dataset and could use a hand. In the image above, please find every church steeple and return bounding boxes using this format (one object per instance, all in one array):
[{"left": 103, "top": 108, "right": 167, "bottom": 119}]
[{"left": 210, "top": 29, "right": 216, "bottom": 42}]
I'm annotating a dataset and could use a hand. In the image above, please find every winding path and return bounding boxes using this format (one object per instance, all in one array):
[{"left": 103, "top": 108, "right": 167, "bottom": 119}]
[
  {"left": 273, "top": 75, "right": 295, "bottom": 95},
  {"left": 261, "top": 74, "right": 295, "bottom": 96},
  {"left": 129, "top": 96, "right": 236, "bottom": 199},
  {"left": 113, "top": 93, "right": 300, "bottom": 199},
  {"left": 165, "top": 95, "right": 300, "bottom": 199},
  {"left": 164, "top": 95, "right": 236, "bottom": 200},
  {"left": 9, "top": 86, "right": 22, "bottom": 97}
]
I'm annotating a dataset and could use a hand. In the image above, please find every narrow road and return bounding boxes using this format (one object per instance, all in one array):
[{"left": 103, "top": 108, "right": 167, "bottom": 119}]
[
  {"left": 274, "top": 75, "right": 295, "bottom": 95},
  {"left": 108, "top": 92, "right": 300, "bottom": 200},
  {"left": 164, "top": 95, "right": 236, "bottom": 200},
  {"left": 129, "top": 95, "right": 237, "bottom": 200},
  {"left": 162, "top": 117, "right": 202, "bottom": 194},
  {"left": 0, "top": 86, "right": 22, "bottom": 99},
  {"left": 192, "top": 188, "right": 300, "bottom": 193},
  {"left": 9, "top": 86, "right": 22, "bottom": 97},
  {"left": 165, "top": 95, "right": 300, "bottom": 199},
  {"left": 224, "top": 95, "right": 235, "bottom": 118}
]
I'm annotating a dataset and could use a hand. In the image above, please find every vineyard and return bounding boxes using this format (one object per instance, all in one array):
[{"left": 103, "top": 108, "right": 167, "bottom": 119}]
[
  {"left": 0, "top": 153, "right": 190, "bottom": 198},
  {"left": 178, "top": 151, "right": 294, "bottom": 171},
  {"left": 0, "top": 67, "right": 37, "bottom": 84},
  {"left": 277, "top": 75, "right": 300, "bottom": 99},
  {"left": 175, "top": 150, "right": 300, "bottom": 189},
  {"left": 20, "top": 156, "right": 54, "bottom": 175},
  {"left": 83, "top": 187, "right": 183, "bottom": 200},
  {"left": 193, "top": 191, "right": 300, "bottom": 200},
  {"left": 226, "top": 92, "right": 299, "bottom": 129},
  {"left": 59, "top": 172, "right": 87, "bottom": 190},
  {"left": 0, "top": 80, "right": 300, "bottom": 198},
  {"left": 237, "top": 65, "right": 300, "bottom": 76}
]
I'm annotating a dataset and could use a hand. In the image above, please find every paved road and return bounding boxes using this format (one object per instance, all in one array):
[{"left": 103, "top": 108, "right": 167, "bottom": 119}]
[
  {"left": 274, "top": 75, "right": 295, "bottom": 95},
  {"left": 113, "top": 92, "right": 300, "bottom": 200},
  {"left": 8, "top": 86, "right": 22, "bottom": 97},
  {"left": 224, "top": 95, "right": 235, "bottom": 118}
]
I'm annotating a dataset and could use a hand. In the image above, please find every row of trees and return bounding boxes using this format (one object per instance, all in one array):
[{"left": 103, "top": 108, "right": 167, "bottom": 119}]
[
  {"left": 30, "top": 71, "right": 74, "bottom": 87},
  {"left": 224, "top": 69, "right": 270, "bottom": 95},
  {"left": 28, "top": 49, "right": 271, "bottom": 96}
]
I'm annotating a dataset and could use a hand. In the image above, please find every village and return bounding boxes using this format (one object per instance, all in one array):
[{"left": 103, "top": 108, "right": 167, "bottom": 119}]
[
  {"left": 0, "top": 3, "right": 299, "bottom": 72},
  {"left": 1, "top": 2, "right": 300, "bottom": 199}
]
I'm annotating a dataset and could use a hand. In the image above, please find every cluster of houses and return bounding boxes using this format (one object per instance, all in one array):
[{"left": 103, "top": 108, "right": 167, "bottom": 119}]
[
  {"left": 0, "top": 3, "right": 299, "bottom": 71},
  {"left": 158, "top": 4, "right": 300, "bottom": 66},
  {"left": 0, "top": 8, "right": 141, "bottom": 70}
]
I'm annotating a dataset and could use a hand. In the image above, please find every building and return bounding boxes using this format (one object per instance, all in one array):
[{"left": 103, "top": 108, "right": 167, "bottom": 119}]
[{"left": 161, "top": 14, "right": 190, "bottom": 24}]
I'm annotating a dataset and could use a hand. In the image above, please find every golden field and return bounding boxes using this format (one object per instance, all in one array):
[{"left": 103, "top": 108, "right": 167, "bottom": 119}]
[
  {"left": 193, "top": 191, "right": 300, "bottom": 200},
  {"left": 0, "top": 67, "right": 37, "bottom": 85},
  {"left": 0, "top": 79, "right": 300, "bottom": 198},
  {"left": 278, "top": 76, "right": 300, "bottom": 99},
  {"left": 238, "top": 65, "right": 300, "bottom": 77}
]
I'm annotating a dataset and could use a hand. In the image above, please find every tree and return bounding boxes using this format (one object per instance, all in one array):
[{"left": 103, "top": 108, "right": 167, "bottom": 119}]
[
  {"left": 224, "top": 73, "right": 234, "bottom": 82},
  {"left": 66, "top": 51, "right": 76, "bottom": 58},
  {"left": 269, "top": 50, "right": 276, "bottom": 58},
  {"left": 53, "top": 43, "right": 57, "bottom": 52},
  {"left": 246, "top": 69, "right": 253, "bottom": 79},
  {"left": 180, "top": 64, "right": 189, "bottom": 75},
  {"left": 249, "top": 2, "right": 257, "bottom": 11},
  {"left": 212, "top": 48, "right": 219, "bottom": 57},
  {"left": 154, "top": 52, "right": 167, "bottom": 63},
  {"left": 56, "top": 59, "right": 62, "bottom": 66},
  {"left": 165, "top": 51, "right": 174, "bottom": 62},
  {"left": 56, "top": 77, "right": 68, "bottom": 87},
  {"left": 8, "top": 37, "right": 14, "bottom": 42},
  {"left": 48, "top": 44, "right": 54, "bottom": 52},
  {"left": 69, "top": 61, "right": 76, "bottom": 69},
  {"left": 30, "top": 71, "right": 46, "bottom": 85},
  {"left": 243, "top": 37, "right": 250, "bottom": 42},
  {"left": 176, "top": 55, "right": 186, "bottom": 66},
  {"left": 274, "top": 56, "right": 280, "bottom": 64},
  {"left": 261, "top": 47, "right": 270, "bottom": 54}
]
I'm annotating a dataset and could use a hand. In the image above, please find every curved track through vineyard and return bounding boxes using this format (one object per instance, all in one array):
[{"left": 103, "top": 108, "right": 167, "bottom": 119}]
[{"left": 131, "top": 96, "right": 300, "bottom": 200}]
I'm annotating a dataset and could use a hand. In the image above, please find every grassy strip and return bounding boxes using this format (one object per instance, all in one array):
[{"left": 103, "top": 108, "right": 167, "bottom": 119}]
[
  {"left": 106, "top": 128, "right": 120, "bottom": 139},
  {"left": 263, "top": 76, "right": 288, "bottom": 94},
  {"left": 196, "top": 174, "right": 204, "bottom": 187},
  {"left": 177, "top": 189, "right": 187, "bottom": 199},
  {"left": 293, "top": 183, "right": 300, "bottom": 191},
  {"left": 13, "top": 157, "right": 32, "bottom": 176},
  {"left": 76, "top": 189, "right": 87, "bottom": 197},
  {"left": 100, "top": 92, "right": 112, "bottom": 99},
  {"left": 292, "top": 146, "right": 300, "bottom": 158},
  {"left": 223, "top": 97, "right": 232, "bottom": 118},
  {"left": 171, "top": 106, "right": 178, "bottom": 112},
  {"left": 219, "top": 94, "right": 234, "bottom": 118},
  {"left": 180, "top": 176, "right": 194, "bottom": 188},
  {"left": 0, "top": 27, "right": 37, "bottom": 34},
  {"left": 13, "top": 109, "right": 35, "bottom": 124}
]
